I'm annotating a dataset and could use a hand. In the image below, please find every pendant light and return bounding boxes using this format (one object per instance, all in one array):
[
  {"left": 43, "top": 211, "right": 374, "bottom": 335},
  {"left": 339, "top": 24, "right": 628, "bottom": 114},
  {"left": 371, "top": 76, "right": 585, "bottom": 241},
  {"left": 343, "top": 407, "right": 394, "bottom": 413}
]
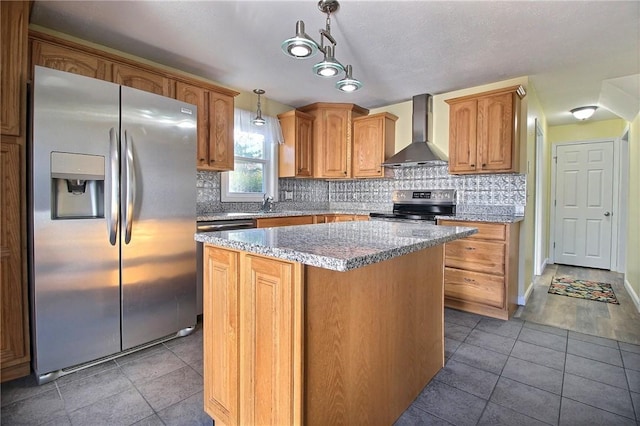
[
  {"left": 252, "top": 89, "right": 266, "bottom": 126},
  {"left": 336, "top": 65, "right": 362, "bottom": 92}
]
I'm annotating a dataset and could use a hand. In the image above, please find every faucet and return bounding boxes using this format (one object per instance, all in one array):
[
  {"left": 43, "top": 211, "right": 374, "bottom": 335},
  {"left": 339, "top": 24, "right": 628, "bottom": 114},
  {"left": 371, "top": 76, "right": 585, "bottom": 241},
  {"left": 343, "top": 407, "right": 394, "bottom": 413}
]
[{"left": 260, "top": 194, "right": 274, "bottom": 212}]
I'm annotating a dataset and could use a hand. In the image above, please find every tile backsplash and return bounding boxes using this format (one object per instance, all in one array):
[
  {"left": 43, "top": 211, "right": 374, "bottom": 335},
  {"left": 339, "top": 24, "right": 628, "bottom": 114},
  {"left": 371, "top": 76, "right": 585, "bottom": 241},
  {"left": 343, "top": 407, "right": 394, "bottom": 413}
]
[{"left": 197, "top": 165, "right": 526, "bottom": 216}]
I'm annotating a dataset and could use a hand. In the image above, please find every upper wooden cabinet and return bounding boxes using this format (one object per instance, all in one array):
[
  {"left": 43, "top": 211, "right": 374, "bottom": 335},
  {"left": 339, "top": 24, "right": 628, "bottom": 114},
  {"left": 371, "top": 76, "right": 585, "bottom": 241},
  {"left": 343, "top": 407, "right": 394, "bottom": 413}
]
[
  {"left": 29, "top": 31, "right": 239, "bottom": 171},
  {"left": 446, "top": 85, "right": 525, "bottom": 175},
  {"left": 352, "top": 112, "right": 397, "bottom": 178},
  {"left": 299, "top": 103, "right": 368, "bottom": 179},
  {"left": 278, "top": 109, "right": 314, "bottom": 178},
  {"left": 113, "top": 63, "right": 174, "bottom": 97},
  {"left": 176, "top": 83, "right": 235, "bottom": 171}
]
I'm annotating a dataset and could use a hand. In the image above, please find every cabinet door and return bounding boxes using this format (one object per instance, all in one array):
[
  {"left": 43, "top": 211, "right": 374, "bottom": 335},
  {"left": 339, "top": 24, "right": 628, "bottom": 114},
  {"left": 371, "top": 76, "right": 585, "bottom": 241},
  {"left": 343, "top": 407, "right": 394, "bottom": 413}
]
[
  {"left": 240, "top": 255, "right": 303, "bottom": 426},
  {"left": 1, "top": 1, "right": 28, "bottom": 136},
  {"left": 478, "top": 92, "right": 514, "bottom": 172},
  {"left": 448, "top": 99, "right": 478, "bottom": 173},
  {"left": 319, "top": 109, "right": 350, "bottom": 178},
  {"left": 278, "top": 112, "right": 313, "bottom": 178},
  {"left": 176, "top": 82, "right": 209, "bottom": 168},
  {"left": 203, "top": 246, "right": 240, "bottom": 426},
  {"left": 1, "top": 141, "right": 30, "bottom": 381},
  {"left": 207, "top": 91, "right": 235, "bottom": 171},
  {"left": 31, "top": 40, "right": 112, "bottom": 81},
  {"left": 113, "top": 63, "right": 173, "bottom": 97},
  {"left": 444, "top": 267, "right": 505, "bottom": 309},
  {"left": 353, "top": 116, "right": 384, "bottom": 177},
  {"left": 295, "top": 115, "right": 313, "bottom": 177}
]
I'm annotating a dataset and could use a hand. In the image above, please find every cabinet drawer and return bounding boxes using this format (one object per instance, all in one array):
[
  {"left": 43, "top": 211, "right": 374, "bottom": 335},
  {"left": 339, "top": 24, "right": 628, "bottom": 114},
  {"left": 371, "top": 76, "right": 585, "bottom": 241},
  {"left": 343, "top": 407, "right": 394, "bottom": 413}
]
[
  {"left": 444, "top": 267, "right": 505, "bottom": 309},
  {"left": 445, "top": 240, "right": 505, "bottom": 275},
  {"left": 439, "top": 220, "right": 506, "bottom": 241},
  {"left": 256, "top": 216, "right": 314, "bottom": 228}
]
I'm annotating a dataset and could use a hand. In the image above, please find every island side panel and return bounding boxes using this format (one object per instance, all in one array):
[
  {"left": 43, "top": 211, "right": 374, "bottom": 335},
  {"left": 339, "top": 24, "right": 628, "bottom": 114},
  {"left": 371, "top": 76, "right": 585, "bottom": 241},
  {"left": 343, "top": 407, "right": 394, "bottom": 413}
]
[{"left": 304, "top": 246, "right": 444, "bottom": 426}]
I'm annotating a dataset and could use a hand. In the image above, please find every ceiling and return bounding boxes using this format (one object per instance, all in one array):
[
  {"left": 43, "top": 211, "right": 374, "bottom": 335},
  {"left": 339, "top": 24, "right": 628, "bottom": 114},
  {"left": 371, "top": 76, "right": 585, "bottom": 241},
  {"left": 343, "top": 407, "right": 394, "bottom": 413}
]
[{"left": 30, "top": 1, "right": 640, "bottom": 126}]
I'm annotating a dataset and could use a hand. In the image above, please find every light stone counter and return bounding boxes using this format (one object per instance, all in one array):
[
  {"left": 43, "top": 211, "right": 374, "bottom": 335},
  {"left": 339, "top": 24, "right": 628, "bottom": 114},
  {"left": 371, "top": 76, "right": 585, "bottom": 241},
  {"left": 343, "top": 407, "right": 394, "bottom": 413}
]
[
  {"left": 438, "top": 213, "right": 524, "bottom": 223},
  {"left": 195, "top": 221, "right": 476, "bottom": 272},
  {"left": 197, "top": 210, "right": 379, "bottom": 222}
]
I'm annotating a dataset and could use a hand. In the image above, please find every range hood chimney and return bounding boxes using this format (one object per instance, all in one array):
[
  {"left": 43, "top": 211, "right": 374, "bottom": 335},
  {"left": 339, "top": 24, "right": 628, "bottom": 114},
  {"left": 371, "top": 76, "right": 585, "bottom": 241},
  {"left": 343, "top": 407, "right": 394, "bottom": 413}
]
[{"left": 382, "top": 94, "right": 447, "bottom": 167}]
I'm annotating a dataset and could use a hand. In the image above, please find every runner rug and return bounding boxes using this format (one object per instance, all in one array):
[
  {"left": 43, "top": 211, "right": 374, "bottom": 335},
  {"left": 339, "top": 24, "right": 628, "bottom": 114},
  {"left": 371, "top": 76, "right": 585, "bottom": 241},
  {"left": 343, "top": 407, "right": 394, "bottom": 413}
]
[{"left": 548, "top": 276, "right": 619, "bottom": 304}]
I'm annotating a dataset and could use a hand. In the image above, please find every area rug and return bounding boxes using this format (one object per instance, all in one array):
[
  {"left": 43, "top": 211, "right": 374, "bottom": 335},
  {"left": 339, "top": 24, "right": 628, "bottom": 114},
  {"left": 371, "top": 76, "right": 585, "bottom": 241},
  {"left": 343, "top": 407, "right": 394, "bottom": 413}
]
[{"left": 548, "top": 276, "right": 619, "bottom": 304}]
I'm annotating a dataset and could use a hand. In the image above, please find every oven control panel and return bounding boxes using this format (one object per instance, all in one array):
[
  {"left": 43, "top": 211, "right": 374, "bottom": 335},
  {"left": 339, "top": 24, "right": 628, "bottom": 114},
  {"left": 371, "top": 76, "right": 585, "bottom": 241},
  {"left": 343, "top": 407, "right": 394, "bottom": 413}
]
[{"left": 392, "top": 189, "right": 456, "bottom": 204}]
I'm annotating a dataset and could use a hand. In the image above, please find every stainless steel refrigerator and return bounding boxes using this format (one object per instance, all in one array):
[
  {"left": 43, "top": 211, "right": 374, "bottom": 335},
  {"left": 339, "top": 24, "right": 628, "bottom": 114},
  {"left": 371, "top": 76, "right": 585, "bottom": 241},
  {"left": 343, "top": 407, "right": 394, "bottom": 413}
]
[{"left": 29, "top": 66, "right": 197, "bottom": 384}]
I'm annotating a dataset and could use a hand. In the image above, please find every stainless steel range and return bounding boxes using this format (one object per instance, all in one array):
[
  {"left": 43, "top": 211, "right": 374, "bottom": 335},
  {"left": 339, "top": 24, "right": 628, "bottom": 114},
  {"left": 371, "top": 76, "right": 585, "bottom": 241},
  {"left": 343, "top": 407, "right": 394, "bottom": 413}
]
[{"left": 369, "top": 189, "right": 457, "bottom": 225}]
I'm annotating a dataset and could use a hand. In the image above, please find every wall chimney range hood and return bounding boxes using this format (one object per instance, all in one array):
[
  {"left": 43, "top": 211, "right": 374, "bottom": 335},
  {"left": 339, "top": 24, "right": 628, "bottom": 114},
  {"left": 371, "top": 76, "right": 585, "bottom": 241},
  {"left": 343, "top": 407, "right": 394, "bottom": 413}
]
[{"left": 382, "top": 94, "right": 448, "bottom": 167}]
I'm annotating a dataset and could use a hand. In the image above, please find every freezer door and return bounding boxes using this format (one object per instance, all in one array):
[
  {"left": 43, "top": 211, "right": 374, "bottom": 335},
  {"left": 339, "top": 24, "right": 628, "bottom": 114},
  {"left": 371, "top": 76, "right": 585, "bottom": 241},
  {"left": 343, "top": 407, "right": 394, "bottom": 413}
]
[
  {"left": 31, "top": 66, "right": 121, "bottom": 374},
  {"left": 120, "top": 86, "right": 197, "bottom": 350}
]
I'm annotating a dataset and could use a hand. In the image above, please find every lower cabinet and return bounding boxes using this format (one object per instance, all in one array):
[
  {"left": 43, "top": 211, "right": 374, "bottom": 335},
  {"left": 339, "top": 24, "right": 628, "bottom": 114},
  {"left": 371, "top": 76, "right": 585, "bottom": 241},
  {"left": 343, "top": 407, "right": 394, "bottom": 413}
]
[
  {"left": 255, "top": 215, "right": 315, "bottom": 228},
  {"left": 203, "top": 246, "right": 303, "bottom": 426},
  {"left": 319, "top": 214, "right": 369, "bottom": 223},
  {"left": 438, "top": 220, "right": 520, "bottom": 320}
]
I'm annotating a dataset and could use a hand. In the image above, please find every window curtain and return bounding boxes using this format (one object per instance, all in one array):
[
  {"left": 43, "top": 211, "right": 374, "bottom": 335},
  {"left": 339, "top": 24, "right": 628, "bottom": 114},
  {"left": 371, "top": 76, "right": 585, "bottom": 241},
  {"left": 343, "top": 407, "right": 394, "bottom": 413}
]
[{"left": 234, "top": 108, "right": 284, "bottom": 145}]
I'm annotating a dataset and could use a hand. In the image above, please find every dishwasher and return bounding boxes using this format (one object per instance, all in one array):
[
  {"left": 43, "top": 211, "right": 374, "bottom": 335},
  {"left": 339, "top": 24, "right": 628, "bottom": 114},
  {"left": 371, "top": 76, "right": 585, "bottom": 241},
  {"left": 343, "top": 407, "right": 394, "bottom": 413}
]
[{"left": 196, "top": 219, "right": 256, "bottom": 315}]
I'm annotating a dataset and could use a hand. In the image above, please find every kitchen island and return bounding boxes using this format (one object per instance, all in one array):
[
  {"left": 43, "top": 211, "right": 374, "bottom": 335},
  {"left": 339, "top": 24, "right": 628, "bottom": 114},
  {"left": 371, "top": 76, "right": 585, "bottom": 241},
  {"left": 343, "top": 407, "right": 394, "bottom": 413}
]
[{"left": 195, "top": 221, "right": 476, "bottom": 426}]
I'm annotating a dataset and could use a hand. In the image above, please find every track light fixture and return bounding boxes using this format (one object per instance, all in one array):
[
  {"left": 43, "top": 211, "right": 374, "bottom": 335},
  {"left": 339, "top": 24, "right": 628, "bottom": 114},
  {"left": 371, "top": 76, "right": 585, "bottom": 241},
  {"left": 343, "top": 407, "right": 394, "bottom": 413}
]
[
  {"left": 281, "top": 0, "right": 362, "bottom": 92},
  {"left": 252, "top": 89, "right": 266, "bottom": 126},
  {"left": 570, "top": 106, "right": 598, "bottom": 120}
]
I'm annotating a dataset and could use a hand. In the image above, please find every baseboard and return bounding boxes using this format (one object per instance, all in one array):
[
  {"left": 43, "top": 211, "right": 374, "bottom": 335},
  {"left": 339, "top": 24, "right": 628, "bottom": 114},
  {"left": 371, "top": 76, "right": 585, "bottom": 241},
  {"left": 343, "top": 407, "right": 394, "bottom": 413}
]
[
  {"left": 624, "top": 278, "right": 640, "bottom": 313},
  {"left": 519, "top": 282, "right": 535, "bottom": 306},
  {"left": 534, "top": 258, "right": 549, "bottom": 276}
]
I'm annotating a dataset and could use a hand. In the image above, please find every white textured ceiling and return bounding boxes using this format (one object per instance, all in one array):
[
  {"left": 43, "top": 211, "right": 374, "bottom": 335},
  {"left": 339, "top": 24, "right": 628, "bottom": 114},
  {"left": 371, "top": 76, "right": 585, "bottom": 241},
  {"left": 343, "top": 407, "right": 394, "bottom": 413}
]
[{"left": 30, "top": 0, "right": 640, "bottom": 126}]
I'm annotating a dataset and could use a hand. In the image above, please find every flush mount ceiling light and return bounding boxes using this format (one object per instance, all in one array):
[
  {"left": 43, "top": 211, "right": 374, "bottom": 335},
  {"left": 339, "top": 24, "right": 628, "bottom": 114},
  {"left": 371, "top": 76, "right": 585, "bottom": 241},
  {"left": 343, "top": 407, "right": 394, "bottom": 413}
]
[
  {"left": 570, "top": 106, "right": 598, "bottom": 120},
  {"left": 252, "top": 89, "right": 266, "bottom": 126},
  {"left": 281, "top": 0, "right": 362, "bottom": 92}
]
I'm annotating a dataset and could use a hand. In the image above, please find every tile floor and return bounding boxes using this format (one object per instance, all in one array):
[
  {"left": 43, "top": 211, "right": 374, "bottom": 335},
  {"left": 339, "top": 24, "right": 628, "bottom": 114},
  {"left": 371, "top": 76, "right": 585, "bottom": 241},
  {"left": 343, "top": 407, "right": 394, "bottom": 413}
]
[{"left": 2, "top": 308, "right": 640, "bottom": 425}]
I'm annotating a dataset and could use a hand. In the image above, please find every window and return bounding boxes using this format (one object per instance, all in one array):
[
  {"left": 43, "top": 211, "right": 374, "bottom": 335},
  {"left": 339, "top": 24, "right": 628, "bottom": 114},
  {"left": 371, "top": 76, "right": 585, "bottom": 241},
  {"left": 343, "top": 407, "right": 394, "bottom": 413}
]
[{"left": 221, "top": 109, "right": 282, "bottom": 202}]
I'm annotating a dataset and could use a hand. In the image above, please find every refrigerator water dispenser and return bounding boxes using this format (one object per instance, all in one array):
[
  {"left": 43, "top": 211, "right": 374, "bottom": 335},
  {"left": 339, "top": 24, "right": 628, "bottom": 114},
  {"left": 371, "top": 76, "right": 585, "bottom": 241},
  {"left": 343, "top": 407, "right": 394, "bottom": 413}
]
[{"left": 51, "top": 151, "right": 105, "bottom": 219}]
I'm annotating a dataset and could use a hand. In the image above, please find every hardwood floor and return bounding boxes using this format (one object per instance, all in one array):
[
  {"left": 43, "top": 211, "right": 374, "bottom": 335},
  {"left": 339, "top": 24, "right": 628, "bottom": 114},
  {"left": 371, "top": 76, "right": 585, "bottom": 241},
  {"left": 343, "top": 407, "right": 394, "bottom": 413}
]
[{"left": 516, "top": 264, "right": 640, "bottom": 345}]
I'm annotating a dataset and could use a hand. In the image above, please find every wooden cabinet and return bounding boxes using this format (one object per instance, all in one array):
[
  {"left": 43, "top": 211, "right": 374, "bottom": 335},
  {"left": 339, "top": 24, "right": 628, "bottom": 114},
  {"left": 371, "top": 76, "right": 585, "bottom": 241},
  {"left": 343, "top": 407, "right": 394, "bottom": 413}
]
[
  {"left": 176, "top": 83, "right": 235, "bottom": 171},
  {"left": 446, "top": 85, "right": 525, "bottom": 174},
  {"left": 298, "top": 103, "right": 368, "bottom": 178},
  {"left": 204, "top": 246, "right": 303, "bottom": 426},
  {"left": 1, "top": 0, "right": 30, "bottom": 382},
  {"left": 277, "top": 110, "right": 314, "bottom": 178},
  {"left": 255, "top": 215, "right": 315, "bottom": 228},
  {"left": 352, "top": 112, "right": 397, "bottom": 178},
  {"left": 31, "top": 40, "right": 112, "bottom": 80},
  {"left": 438, "top": 220, "right": 520, "bottom": 320},
  {"left": 319, "top": 214, "right": 369, "bottom": 223},
  {"left": 113, "top": 63, "right": 173, "bottom": 97}
]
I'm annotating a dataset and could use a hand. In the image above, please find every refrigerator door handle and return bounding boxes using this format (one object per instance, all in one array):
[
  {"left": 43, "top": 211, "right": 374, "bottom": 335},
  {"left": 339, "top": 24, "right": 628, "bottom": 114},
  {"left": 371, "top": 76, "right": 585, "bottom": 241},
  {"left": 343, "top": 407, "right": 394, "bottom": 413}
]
[
  {"left": 123, "top": 130, "right": 136, "bottom": 244},
  {"left": 107, "top": 127, "right": 119, "bottom": 245}
]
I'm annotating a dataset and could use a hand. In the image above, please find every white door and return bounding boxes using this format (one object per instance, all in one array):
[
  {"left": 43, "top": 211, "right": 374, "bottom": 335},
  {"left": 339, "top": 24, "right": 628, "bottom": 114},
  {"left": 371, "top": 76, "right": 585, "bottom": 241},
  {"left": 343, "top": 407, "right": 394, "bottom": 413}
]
[{"left": 554, "top": 141, "right": 614, "bottom": 269}]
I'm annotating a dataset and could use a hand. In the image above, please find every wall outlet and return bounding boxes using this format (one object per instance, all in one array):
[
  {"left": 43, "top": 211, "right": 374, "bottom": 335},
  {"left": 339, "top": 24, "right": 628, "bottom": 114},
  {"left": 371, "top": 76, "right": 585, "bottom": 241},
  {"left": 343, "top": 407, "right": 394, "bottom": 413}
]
[{"left": 284, "top": 191, "right": 293, "bottom": 201}]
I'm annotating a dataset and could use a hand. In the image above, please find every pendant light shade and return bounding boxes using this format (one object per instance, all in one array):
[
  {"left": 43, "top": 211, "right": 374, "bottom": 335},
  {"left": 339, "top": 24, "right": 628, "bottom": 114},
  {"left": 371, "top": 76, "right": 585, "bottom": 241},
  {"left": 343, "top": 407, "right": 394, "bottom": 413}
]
[
  {"left": 252, "top": 89, "right": 266, "bottom": 126},
  {"left": 570, "top": 106, "right": 598, "bottom": 120},
  {"left": 336, "top": 65, "right": 362, "bottom": 92},
  {"left": 281, "top": 21, "right": 319, "bottom": 59},
  {"left": 312, "top": 46, "right": 344, "bottom": 77}
]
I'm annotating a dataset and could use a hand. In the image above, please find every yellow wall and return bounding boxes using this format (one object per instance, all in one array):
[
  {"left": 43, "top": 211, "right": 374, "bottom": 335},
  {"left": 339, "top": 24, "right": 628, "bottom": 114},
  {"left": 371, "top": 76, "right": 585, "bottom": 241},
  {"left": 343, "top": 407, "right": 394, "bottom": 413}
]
[
  {"left": 627, "top": 112, "right": 640, "bottom": 308},
  {"left": 548, "top": 119, "right": 627, "bottom": 143},
  {"left": 370, "top": 100, "right": 412, "bottom": 153}
]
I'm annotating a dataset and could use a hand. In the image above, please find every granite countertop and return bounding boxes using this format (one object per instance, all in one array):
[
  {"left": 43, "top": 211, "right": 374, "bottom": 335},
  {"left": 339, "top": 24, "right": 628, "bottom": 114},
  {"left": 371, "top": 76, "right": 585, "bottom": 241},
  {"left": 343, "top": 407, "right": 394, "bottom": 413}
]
[
  {"left": 437, "top": 214, "right": 524, "bottom": 224},
  {"left": 195, "top": 221, "right": 476, "bottom": 272},
  {"left": 197, "top": 210, "right": 378, "bottom": 222}
]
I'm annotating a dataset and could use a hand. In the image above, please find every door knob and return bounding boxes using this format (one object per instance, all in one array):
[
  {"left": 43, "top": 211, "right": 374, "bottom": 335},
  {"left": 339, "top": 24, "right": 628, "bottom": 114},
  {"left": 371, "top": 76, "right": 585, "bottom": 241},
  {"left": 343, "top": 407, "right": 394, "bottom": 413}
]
[{"left": 604, "top": 211, "right": 611, "bottom": 217}]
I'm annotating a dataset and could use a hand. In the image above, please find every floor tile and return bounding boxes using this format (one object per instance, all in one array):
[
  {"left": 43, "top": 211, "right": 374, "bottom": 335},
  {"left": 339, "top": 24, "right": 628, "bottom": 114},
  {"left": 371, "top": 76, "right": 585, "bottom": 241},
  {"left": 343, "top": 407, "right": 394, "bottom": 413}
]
[
  {"left": 490, "top": 377, "right": 561, "bottom": 425},
  {"left": 476, "top": 317, "right": 523, "bottom": 339},
  {"left": 477, "top": 401, "right": 549, "bottom": 426},
  {"left": 156, "top": 391, "right": 212, "bottom": 426},
  {"left": 0, "top": 374, "right": 57, "bottom": 407},
  {"left": 41, "top": 414, "right": 72, "bottom": 426},
  {"left": 135, "top": 366, "right": 203, "bottom": 411},
  {"left": 115, "top": 344, "right": 168, "bottom": 366},
  {"left": 68, "top": 387, "right": 153, "bottom": 426},
  {"left": 567, "top": 338, "right": 623, "bottom": 367},
  {"left": 413, "top": 380, "right": 486, "bottom": 426},
  {"left": 190, "top": 361, "right": 204, "bottom": 377},
  {"left": 569, "top": 330, "right": 620, "bottom": 349},
  {"left": 559, "top": 397, "right": 636, "bottom": 425},
  {"left": 131, "top": 413, "right": 166, "bottom": 425},
  {"left": 58, "top": 368, "right": 134, "bottom": 412},
  {"left": 621, "top": 349, "right": 640, "bottom": 371},
  {"left": 445, "top": 323, "right": 473, "bottom": 341},
  {"left": 444, "top": 308, "right": 483, "bottom": 328},
  {"left": 464, "top": 329, "right": 516, "bottom": 355},
  {"left": 433, "top": 359, "right": 499, "bottom": 399},
  {"left": 444, "top": 337, "right": 462, "bottom": 360},
  {"left": 166, "top": 335, "right": 203, "bottom": 367},
  {"left": 564, "top": 353, "right": 628, "bottom": 389},
  {"left": 450, "top": 342, "right": 509, "bottom": 375},
  {"left": 518, "top": 327, "right": 567, "bottom": 352},
  {"left": 562, "top": 373, "right": 635, "bottom": 419},
  {"left": 510, "top": 340, "right": 566, "bottom": 371},
  {"left": 631, "top": 392, "right": 639, "bottom": 421},
  {"left": 523, "top": 321, "right": 568, "bottom": 337},
  {"left": 54, "top": 360, "right": 119, "bottom": 387},
  {"left": 501, "top": 356, "right": 563, "bottom": 394},
  {"left": 619, "top": 341, "right": 640, "bottom": 355},
  {"left": 0, "top": 388, "right": 66, "bottom": 426},
  {"left": 393, "top": 405, "right": 453, "bottom": 426},
  {"left": 626, "top": 368, "right": 640, "bottom": 393},
  {"left": 119, "top": 349, "right": 187, "bottom": 384}
]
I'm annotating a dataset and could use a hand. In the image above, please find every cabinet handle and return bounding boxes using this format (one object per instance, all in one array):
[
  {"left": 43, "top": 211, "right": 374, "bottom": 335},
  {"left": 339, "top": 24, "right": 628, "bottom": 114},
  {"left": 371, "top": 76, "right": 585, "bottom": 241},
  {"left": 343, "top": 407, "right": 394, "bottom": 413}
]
[
  {"left": 470, "top": 164, "right": 475, "bottom": 167},
  {"left": 464, "top": 246, "right": 476, "bottom": 251},
  {"left": 463, "top": 278, "right": 475, "bottom": 283}
]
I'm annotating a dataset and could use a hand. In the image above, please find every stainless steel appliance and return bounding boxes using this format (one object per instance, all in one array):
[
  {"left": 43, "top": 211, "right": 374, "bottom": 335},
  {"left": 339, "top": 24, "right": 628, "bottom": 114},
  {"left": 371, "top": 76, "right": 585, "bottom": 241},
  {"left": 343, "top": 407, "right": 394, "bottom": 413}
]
[
  {"left": 29, "top": 66, "right": 198, "bottom": 384},
  {"left": 195, "top": 218, "right": 255, "bottom": 314},
  {"left": 369, "top": 189, "right": 457, "bottom": 224}
]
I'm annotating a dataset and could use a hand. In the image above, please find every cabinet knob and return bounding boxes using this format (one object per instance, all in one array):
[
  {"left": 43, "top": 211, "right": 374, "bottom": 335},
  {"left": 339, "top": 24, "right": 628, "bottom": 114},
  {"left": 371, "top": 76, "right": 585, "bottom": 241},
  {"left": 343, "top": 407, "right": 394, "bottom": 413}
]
[
  {"left": 482, "top": 163, "right": 486, "bottom": 167},
  {"left": 470, "top": 164, "right": 475, "bottom": 168},
  {"left": 464, "top": 246, "right": 476, "bottom": 251},
  {"left": 343, "top": 171, "right": 347, "bottom": 175}
]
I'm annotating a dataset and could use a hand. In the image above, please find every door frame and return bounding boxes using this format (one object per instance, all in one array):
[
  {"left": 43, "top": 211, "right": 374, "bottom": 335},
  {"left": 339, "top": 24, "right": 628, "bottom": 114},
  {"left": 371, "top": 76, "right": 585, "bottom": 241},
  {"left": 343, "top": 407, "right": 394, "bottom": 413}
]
[
  {"left": 533, "top": 119, "right": 547, "bottom": 275},
  {"left": 549, "top": 138, "right": 623, "bottom": 271}
]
